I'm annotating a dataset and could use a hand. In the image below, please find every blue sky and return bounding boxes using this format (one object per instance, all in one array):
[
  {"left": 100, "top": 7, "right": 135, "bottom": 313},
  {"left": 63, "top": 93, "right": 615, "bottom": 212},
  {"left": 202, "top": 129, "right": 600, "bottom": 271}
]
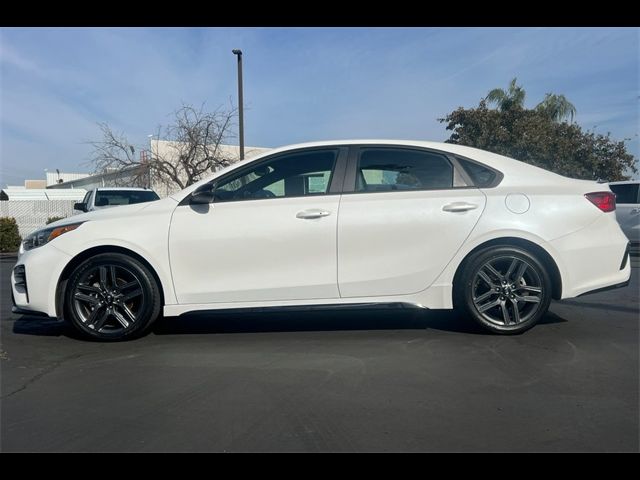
[{"left": 1, "top": 27, "right": 638, "bottom": 185}]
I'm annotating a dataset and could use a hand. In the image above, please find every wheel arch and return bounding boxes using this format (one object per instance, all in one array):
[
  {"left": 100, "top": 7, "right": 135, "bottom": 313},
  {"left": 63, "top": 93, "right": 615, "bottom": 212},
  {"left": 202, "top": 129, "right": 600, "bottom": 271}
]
[
  {"left": 452, "top": 237, "right": 563, "bottom": 303},
  {"left": 55, "top": 245, "right": 166, "bottom": 318}
]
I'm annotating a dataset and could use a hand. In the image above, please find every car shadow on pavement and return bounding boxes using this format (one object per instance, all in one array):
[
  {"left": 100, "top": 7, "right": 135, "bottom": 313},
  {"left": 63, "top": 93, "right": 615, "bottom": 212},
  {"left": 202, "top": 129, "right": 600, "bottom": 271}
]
[
  {"left": 555, "top": 299, "right": 638, "bottom": 314},
  {"left": 151, "top": 307, "right": 568, "bottom": 336},
  {"left": 11, "top": 316, "right": 82, "bottom": 338},
  {"left": 10, "top": 307, "right": 567, "bottom": 339}
]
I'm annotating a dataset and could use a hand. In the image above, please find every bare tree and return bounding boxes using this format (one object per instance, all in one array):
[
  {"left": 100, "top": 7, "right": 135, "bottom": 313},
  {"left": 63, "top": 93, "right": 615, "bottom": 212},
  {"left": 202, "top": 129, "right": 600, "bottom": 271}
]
[{"left": 87, "top": 104, "right": 238, "bottom": 191}]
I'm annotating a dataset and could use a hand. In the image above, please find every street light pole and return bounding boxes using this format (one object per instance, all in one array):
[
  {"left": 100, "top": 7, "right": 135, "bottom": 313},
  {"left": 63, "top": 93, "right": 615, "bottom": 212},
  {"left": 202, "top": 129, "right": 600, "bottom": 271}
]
[
  {"left": 232, "top": 49, "right": 244, "bottom": 160},
  {"left": 147, "top": 134, "right": 154, "bottom": 190}
]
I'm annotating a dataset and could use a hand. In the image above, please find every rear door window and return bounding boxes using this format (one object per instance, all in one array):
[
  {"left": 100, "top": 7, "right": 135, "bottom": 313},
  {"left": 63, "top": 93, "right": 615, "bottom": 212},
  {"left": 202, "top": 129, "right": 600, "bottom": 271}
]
[{"left": 355, "top": 148, "right": 454, "bottom": 192}]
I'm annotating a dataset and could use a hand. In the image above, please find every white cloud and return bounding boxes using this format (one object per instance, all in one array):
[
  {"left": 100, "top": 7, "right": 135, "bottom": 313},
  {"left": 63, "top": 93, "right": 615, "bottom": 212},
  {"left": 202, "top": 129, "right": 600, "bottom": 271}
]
[{"left": 0, "top": 39, "right": 41, "bottom": 73}]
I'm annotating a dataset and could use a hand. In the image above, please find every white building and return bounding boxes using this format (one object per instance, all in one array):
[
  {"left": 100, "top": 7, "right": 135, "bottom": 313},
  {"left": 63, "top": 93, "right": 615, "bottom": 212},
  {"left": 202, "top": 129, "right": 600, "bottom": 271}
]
[
  {"left": 47, "top": 142, "right": 271, "bottom": 198},
  {"left": 1, "top": 143, "right": 270, "bottom": 237},
  {"left": 149, "top": 140, "right": 270, "bottom": 197},
  {"left": 46, "top": 171, "right": 89, "bottom": 187},
  {"left": 1, "top": 172, "right": 89, "bottom": 237}
]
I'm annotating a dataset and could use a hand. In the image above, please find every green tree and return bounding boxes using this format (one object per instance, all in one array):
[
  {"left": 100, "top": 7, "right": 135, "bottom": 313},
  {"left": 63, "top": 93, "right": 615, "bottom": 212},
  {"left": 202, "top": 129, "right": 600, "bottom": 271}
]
[
  {"left": 0, "top": 217, "right": 21, "bottom": 253},
  {"left": 486, "top": 78, "right": 526, "bottom": 111},
  {"left": 487, "top": 78, "right": 577, "bottom": 122},
  {"left": 536, "top": 93, "right": 576, "bottom": 122},
  {"left": 439, "top": 100, "right": 636, "bottom": 181}
]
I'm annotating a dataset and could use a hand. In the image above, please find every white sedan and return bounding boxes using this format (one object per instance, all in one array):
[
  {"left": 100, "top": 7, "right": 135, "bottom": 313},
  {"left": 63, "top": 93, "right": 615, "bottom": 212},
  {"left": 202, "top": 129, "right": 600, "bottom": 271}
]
[{"left": 11, "top": 140, "right": 631, "bottom": 340}]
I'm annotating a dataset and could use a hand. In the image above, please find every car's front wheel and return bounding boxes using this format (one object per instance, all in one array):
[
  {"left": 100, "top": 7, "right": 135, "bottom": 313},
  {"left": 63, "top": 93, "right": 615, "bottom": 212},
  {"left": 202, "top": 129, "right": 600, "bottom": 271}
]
[
  {"left": 64, "top": 253, "right": 161, "bottom": 341},
  {"left": 456, "top": 246, "right": 552, "bottom": 334}
]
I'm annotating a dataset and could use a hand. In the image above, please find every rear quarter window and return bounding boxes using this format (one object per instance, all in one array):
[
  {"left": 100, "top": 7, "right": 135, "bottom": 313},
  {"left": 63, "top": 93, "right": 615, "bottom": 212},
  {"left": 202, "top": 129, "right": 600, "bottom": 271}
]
[{"left": 457, "top": 157, "right": 501, "bottom": 188}]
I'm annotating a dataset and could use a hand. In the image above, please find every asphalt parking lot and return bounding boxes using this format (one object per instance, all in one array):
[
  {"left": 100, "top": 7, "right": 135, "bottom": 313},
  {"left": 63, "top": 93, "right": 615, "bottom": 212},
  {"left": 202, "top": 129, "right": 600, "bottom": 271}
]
[{"left": 1, "top": 255, "right": 638, "bottom": 452}]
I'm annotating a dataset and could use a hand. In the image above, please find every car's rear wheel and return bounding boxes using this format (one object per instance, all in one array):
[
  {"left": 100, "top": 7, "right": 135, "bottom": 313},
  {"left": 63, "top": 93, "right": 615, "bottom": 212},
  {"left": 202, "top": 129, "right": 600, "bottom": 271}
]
[
  {"left": 456, "top": 246, "right": 552, "bottom": 334},
  {"left": 64, "top": 253, "right": 161, "bottom": 341}
]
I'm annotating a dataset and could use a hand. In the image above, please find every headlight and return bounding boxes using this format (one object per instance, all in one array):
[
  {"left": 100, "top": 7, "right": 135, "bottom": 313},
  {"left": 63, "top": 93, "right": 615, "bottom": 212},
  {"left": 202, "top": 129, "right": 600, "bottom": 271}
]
[{"left": 22, "top": 222, "right": 84, "bottom": 251}]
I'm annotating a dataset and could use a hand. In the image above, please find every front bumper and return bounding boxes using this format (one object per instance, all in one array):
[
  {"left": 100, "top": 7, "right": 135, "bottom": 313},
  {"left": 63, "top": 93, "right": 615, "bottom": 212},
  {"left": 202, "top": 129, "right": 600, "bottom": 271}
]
[
  {"left": 11, "top": 244, "right": 72, "bottom": 318},
  {"left": 11, "top": 288, "right": 49, "bottom": 316}
]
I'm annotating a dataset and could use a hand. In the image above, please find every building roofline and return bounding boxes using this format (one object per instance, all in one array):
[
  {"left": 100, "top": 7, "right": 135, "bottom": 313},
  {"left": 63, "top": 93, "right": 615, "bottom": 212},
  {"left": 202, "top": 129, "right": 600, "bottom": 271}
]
[{"left": 47, "top": 165, "right": 146, "bottom": 189}]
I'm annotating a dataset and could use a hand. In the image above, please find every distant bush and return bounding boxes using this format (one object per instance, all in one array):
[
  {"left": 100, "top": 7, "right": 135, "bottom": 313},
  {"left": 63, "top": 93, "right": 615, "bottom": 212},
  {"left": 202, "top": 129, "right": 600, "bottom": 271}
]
[
  {"left": 46, "top": 216, "right": 65, "bottom": 225},
  {"left": 0, "top": 217, "right": 21, "bottom": 253}
]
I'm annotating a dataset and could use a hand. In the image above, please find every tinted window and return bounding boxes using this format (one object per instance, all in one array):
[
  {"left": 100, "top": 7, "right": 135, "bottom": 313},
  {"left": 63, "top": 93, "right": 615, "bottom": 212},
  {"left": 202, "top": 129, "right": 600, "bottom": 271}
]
[
  {"left": 214, "top": 149, "right": 337, "bottom": 202},
  {"left": 609, "top": 184, "right": 639, "bottom": 204},
  {"left": 457, "top": 157, "right": 499, "bottom": 187},
  {"left": 356, "top": 148, "right": 453, "bottom": 192},
  {"left": 94, "top": 190, "right": 159, "bottom": 206}
]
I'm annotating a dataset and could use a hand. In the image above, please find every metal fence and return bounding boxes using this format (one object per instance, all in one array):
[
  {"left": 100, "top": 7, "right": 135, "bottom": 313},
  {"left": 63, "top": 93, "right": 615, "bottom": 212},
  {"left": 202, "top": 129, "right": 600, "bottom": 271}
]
[{"left": 0, "top": 200, "right": 78, "bottom": 238}]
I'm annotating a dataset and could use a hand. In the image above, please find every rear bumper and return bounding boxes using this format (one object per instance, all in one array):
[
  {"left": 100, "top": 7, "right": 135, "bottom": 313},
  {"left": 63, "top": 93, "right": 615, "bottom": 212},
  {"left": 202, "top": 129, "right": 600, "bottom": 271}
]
[{"left": 550, "top": 214, "right": 632, "bottom": 299}]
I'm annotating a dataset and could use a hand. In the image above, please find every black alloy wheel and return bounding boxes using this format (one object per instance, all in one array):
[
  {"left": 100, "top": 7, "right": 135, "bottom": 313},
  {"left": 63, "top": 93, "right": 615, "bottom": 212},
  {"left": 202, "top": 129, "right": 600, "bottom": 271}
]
[
  {"left": 457, "top": 246, "right": 552, "bottom": 334},
  {"left": 64, "top": 253, "right": 161, "bottom": 340}
]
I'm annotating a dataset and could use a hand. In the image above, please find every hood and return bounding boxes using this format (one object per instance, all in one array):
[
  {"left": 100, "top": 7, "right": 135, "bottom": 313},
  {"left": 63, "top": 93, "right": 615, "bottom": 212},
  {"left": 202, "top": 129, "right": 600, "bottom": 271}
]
[{"left": 46, "top": 197, "right": 176, "bottom": 229}]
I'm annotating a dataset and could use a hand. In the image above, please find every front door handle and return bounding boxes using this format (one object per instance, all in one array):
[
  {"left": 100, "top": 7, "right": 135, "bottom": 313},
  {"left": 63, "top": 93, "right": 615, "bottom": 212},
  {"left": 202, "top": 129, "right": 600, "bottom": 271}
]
[
  {"left": 442, "top": 202, "right": 478, "bottom": 212},
  {"left": 631, "top": 208, "right": 640, "bottom": 215},
  {"left": 296, "top": 209, "right": 331, "bottom": 219}
]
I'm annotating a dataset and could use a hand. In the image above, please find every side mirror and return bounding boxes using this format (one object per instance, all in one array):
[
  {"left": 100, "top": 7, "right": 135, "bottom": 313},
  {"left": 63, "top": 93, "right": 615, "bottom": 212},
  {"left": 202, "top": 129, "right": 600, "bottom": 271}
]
[
  {"left": 190, "top": 183, "right": 216, "bottom": 204},
  {"left": 74, "top": 202, "right": 87, "bottom": 212}
]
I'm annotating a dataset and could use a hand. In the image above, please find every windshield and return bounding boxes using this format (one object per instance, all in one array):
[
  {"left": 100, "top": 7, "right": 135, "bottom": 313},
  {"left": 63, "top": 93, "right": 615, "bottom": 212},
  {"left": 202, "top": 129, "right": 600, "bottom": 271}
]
[{"left": 94, "top": 190, "right": 160, "bottom": 207}]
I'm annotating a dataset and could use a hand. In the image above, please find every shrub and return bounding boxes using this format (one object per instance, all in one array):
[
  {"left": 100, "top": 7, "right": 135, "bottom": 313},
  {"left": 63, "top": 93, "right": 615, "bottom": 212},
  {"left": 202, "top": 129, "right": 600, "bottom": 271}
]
[
  {"left": 0, "top": 217, "right": 22, "bottom": 253},
  {"left": 46, "top": 216, "right": 65, "bottom": 224}
]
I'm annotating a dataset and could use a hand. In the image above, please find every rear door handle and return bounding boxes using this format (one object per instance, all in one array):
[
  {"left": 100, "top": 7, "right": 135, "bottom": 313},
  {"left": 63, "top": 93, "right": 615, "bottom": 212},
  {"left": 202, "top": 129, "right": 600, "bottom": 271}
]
[
  {"left": 296, "top": 209, "right": 331, "bottom": 219},
  {"left": 631, "top": 208, "right": 640, "bottom": 214},
  {"left": 442, "top": 202, "right": 478, "bottom": 212}
]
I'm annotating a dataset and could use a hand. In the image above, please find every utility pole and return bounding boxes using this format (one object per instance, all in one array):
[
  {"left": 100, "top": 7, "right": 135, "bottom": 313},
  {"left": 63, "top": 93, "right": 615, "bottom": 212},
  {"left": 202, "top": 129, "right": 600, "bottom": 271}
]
[{"left": 232, "top": 49, "right": 244, "bottom": 160}]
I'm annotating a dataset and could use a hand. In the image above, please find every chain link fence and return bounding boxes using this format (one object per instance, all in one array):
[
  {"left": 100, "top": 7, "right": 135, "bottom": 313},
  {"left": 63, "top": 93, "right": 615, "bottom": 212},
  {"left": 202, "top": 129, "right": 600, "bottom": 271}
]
[{"left": 0, "top": 200, "right": 78, "bottom": 238}]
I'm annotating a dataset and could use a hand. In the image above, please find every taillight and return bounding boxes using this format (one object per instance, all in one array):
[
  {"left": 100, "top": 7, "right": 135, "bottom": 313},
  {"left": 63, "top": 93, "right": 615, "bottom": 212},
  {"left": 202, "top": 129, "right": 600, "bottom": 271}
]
[{"left": 585, "top": 191, "right": 616, "bottom": 212}]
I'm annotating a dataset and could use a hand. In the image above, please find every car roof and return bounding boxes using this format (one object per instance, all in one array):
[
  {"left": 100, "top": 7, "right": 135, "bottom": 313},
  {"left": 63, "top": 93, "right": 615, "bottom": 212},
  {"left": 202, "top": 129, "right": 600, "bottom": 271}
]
[
  {"left": 226, "top": 139, "right": 563, "bottom": 176},
  {"left": 171, "top": 139, "right": 597, "bottom": 201}
]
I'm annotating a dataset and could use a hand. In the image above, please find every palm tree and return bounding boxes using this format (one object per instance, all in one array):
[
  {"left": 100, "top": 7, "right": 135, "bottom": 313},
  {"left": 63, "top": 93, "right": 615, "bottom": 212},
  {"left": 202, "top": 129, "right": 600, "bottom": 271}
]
[
  {"left": 535, "top": 93, "right": 577, "bottom": 123},
  {"left": 486, "top": 77, "right": 526, "bottom": 111}
]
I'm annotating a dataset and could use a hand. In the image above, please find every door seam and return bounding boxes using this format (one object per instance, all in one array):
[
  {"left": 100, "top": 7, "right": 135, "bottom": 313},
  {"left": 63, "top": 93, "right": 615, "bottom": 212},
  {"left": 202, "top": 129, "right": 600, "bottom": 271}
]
[{"left": 336, "top": 193, "right": 344, "bottom": 298}]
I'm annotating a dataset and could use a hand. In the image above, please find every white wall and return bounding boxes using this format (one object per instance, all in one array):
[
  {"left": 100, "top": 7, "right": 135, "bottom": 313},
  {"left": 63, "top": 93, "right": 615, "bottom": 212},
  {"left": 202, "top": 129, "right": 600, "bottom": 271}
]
[{"left": 46, "top": 172, "right": 89, "bottom": 187}]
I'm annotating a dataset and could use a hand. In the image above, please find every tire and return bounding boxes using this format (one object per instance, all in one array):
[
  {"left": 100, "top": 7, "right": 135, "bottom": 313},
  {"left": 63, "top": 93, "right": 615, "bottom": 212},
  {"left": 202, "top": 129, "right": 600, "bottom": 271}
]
[
  {"left": 64, "top": 253, "right": 162, "bottom": 341},
  {"left": 455, "top": 245, "right": 552, "bottom": 334}
]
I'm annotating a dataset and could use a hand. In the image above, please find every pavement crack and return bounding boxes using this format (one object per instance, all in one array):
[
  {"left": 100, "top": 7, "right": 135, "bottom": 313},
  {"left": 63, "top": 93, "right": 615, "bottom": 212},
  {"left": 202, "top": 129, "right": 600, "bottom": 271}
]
[{"left": 1, "top": 352, "right": 89, "bottom": 399}]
